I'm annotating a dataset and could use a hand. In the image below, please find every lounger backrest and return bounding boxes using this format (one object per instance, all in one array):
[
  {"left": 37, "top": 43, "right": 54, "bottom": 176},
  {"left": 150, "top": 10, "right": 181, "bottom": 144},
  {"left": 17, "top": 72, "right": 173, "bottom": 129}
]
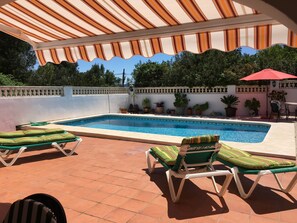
[{"left": 172, "top": 135, "right": 220, "bottom": 171}]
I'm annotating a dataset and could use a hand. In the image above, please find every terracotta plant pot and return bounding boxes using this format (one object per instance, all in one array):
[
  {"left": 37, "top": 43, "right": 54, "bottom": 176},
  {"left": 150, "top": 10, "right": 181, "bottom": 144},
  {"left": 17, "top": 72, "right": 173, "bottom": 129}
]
[
  {"left": 155, "top": 106, "right": 164, "bottom": 114},
  {"left": 225, "top": 107, "right": 237, "bottom": 117},
  {"left": 187, "top": 108, "right": 193, "bottom": 116},
  {"left": 119, "top": 108, "right": 128, "bottom": 113}
]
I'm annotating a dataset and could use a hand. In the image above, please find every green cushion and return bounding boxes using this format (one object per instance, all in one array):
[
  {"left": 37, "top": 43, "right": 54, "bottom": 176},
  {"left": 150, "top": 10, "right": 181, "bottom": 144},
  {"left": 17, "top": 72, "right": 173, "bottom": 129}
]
[
  {"left": 217, "top": 143, "right": 251, "bottom": 160},
  {"left": 0, "top": 128, "right": 65, "bottom": 138},
  {"left": 151, "top": 135, "right": 220, "bottom": 166},
  {"left": 30, "top": 121, "right": 49, "bottom": 126},
  {"left": 181, "top": 135, "right": 219, "bottom": 145},
  {"left": 23, "top": 128, "right": 65, "bottom": 136},
  {"left": 0, "top": 131, "right": 25, "bottom": 138},
  {"left": 0, "top": 132, "right": 76, "bottom": 146},
  {"left": 151, "top": 145, "right": 179, "bottom": 165},
  {"left": 218, "top": 143, "right": 295, "bottom": 170}
]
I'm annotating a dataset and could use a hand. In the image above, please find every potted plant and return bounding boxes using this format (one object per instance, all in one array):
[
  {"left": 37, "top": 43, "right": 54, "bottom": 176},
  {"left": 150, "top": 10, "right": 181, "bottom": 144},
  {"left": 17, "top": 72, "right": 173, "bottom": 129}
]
[
  {"left": 133, "top": 104, "right": 139, "bottom": 113},
  {"left": 244, "top": 98, "right": 260, "bottom": 116},
  {"left": 155, "top": 102, "right": 164, "bottom": 114},
  {"left": 173, "top": 93, "right": 189, "bottom": 115},
  {"left": 220, "top": 95, "right": 240, "bottom": 117},
  {"left": 268, "top": 90, "right": 287, "bottom": 102},
  {"left": 142, "top": 98, "right": 151, "bottom": 113},
  {"left": 193, "top": 102, "right": 209, "bottom": 116},
  {"left": 128, "top": 104, "right": 134, "bottom": 113}
]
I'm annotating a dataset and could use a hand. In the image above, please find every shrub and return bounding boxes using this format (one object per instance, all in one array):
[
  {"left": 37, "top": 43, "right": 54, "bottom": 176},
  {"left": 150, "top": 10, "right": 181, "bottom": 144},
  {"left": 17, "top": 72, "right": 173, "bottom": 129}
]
[
  {"left": 220, "top": 95, "right": 240, "bottom": 108},
  {"left": 173, "top": 93, "right": 189, "bottom": 107}
]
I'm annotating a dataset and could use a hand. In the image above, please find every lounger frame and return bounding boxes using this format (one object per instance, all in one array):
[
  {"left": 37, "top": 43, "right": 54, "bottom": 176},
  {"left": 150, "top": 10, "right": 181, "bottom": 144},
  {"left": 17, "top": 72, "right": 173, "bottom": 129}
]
[
  {"left": 146, "top": 143, "right": 233, "bottom": 203},
  {"left": 218, "top": 158, "right": 297, "bottom": 199},
  {"left": 0, "top": 137, "right": 82, "bottom": 167}
]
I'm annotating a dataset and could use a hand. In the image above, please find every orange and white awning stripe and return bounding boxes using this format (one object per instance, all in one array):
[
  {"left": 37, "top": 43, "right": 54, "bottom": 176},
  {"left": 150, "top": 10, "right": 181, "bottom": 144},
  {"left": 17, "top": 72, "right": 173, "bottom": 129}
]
[
  {"left": 0, "top": 0, "right": 296, "bottom": 65},
  {"left": 35, "top": 25, "right": 297, "bottom": 65}
]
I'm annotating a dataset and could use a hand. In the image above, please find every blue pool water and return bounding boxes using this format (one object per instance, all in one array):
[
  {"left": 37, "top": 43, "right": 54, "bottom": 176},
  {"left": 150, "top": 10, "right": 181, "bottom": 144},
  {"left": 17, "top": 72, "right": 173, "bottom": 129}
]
[{"left": 59, "top": 115, "right": 270, "bottom": 143}]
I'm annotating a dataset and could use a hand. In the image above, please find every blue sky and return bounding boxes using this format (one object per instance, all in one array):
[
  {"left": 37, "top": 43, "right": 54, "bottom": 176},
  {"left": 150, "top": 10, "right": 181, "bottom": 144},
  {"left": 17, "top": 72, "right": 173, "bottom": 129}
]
[
  {"left": 76, "top": 47, "right": 257, "bottom": 76},
  {"left": 78, "top": 53, "right": 174, "bottom": 76}
]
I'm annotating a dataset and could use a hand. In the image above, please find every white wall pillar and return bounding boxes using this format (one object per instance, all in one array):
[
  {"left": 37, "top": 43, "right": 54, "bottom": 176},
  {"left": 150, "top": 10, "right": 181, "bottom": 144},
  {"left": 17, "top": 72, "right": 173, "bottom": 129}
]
[
  {"left": 227, "top": 85, "right": 236, "bottom": 95},
  {"left": 63, "top": 86, "right": 73, "bottom": 98}
]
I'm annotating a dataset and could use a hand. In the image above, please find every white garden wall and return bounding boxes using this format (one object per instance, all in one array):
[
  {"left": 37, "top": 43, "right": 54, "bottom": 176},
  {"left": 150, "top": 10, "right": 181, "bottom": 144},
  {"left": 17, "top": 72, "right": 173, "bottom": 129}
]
[
  {"left": 134, "top": 85, "right": 268, "bottom": 116},
  {"left": 0, "top": 82, "right": 296, "bottom": 131},
  {"left": 0, "top": 86, "right": 129, "bottom": 131}
]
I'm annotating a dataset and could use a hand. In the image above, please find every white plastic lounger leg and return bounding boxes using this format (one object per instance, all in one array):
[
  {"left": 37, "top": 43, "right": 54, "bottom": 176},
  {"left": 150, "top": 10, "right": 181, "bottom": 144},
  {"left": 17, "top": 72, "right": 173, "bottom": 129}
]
[
  {"left": 166, "top": 169, "right": 186, "bottom": 203},
  {"left": 0, "top": 147, "right": 27, "bottom": 167},
  {"left": 52, "top": 138, "right": 82, "bottom": 156},
  {"left": 231, "top": 167, "right": 263, "bottom": 199},
  {"left": 0, "top": 150, "right": 13, "bottom": 159},
  {"left": 58, "top": 143, "right": 66, "bottom": 149},
  {"left": 273, "top": 172, "right": 297, "bottom": 193},
  {"left": 145, "top": 150, "right": 158, "bottom": 173},
  {"left": 0, "top": 150, "right": 10, "bottom": 156},
  {"left": 210, "top": 172, "right": 233, "bottom": 197}
]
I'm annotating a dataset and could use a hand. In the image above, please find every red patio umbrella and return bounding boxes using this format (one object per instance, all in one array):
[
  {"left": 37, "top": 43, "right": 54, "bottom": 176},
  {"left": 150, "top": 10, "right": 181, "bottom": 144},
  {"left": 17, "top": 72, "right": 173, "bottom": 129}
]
[
  {"left": 240, "top": 69, "right": 297, "bottom": 81},
  {"left": 240, "top": 69, "right": 297, "bottom": 117}
]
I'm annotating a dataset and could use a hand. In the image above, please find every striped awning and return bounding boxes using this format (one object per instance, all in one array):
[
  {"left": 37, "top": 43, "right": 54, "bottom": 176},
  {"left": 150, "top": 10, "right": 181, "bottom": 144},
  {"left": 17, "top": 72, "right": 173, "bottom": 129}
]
[{"left": 1, "top": 0, "right": 296, "bottom": 65}]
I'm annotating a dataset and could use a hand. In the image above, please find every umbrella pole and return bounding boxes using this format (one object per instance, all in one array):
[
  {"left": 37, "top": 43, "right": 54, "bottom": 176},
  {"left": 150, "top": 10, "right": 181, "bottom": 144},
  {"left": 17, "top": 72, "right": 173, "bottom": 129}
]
[{"left": 266, "top": 85, "right": 269, "bottom": 118}]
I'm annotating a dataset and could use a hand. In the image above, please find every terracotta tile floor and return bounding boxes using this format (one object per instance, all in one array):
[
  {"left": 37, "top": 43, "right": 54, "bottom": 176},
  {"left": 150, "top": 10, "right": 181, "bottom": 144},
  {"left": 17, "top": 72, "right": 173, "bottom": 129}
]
[{"left": 0, "top": 136, "right": 297, "bottom": 223}]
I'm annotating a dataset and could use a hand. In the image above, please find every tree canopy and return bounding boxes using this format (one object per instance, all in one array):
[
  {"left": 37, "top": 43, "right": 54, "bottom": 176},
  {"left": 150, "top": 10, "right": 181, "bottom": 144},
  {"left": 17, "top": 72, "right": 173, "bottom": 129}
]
[
  {"left": 171, "top": 49, "right": 245, "bottom": 87},
  {"left": 0, "top": 32, "right": 36, "bottom": 82},
  {"left": 82, "top": 64, "right": 121, "bottom": 87},
  {"left": 132, "top": 46, "right": 297, "bottom": 87},
  {"left": 0, "top": 33, "right": 121, "bottom": 87},
  {"left": 132, "top": 61, "right": 170, "bottom": 87},
  {"left": 0, "top": 73, "right": 24, "bottom": 86},
  {"left": 256, "top": 45, "right": 297, "bottom": 74},
  {"left": 26, "top": 62, "right": 80, "bottom": 86},
  {"left": 26, "top": 63, "right": 121, "bottom": 86}
]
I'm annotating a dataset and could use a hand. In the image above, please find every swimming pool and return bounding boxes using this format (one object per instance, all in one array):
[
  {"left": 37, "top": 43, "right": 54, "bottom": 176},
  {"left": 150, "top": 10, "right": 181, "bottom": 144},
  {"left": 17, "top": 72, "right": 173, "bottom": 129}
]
[{"left": 58, "top": 115, "right": 270, "bottom": 143}]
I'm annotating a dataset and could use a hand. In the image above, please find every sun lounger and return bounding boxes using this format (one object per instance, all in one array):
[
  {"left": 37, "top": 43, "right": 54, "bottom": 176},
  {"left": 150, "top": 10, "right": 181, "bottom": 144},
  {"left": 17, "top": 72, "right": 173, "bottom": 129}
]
[
  {"left": 0, "top": 128, "right": 82, "bottom": 167},
  {"left": 146, "top": 135, "right": 232, "bottom": 202},
  {"left": 217, "top": 143, "right": 297, "bottom": 199}
]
